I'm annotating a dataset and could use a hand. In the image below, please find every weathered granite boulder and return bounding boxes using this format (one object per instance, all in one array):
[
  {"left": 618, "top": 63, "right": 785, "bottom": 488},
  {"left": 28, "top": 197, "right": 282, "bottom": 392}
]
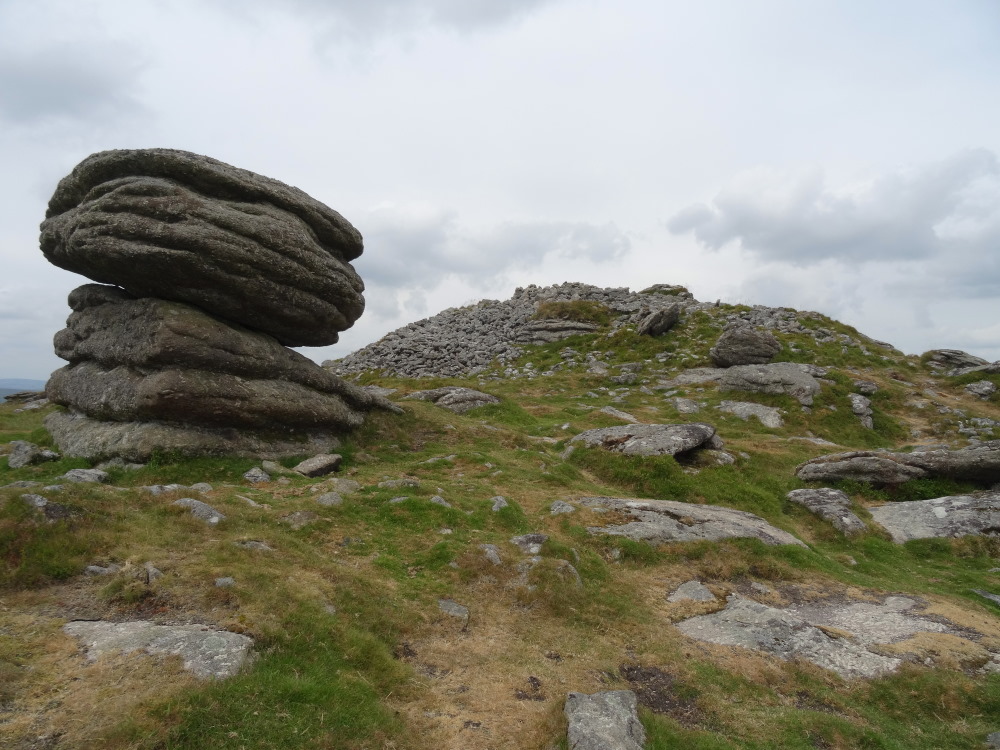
[
  {"left": 720, "top": 362, "right": 821, "bottom": 406},
  {"left": 710, "top": 325, "right": 781, "bottom": 367},
  {"left": 635, "top": 304, "right": 680, "bottom": 336},
  {"left": 564, "top": 690, "right": 645, "bottom": 750},
  {"left": 6, "top": 440, "right": 60, "bottom": 469},
  {"left": 848, "top": 393, "right": 874, "bottom": 429},
  {"left": 580, "top": 497, "right": 805, "bottom": 546},
  {"left": 570, "top": 423, "right": 720, "bottom": 457},
  {"left": 786, "top": 488, "right": 867, "bottom": 535},
  {"left": 796, "top": 441, "right": 1000, "bottom": 486},
  {"left": 40, "top": 149, "right": 363, "bottom": 346},
  {"left": 404, "top": 386, "right": 500, "bottom": 413},
  {"left": 867, "top": 491, "right": 1000, "bottom": 543},
  {"left": 966, "top": 380, "right": 998, "bottom": 400},
  {"left": 924, "top": 349, "right": 989, "bottom": 372},
  {"left": 39, "top": 152, "right": 398, "bottom": 461}
]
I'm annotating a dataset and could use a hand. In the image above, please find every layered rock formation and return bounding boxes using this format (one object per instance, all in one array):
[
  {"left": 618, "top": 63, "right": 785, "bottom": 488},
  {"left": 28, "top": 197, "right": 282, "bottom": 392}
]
[{"left": 41, "top": 149, "right": 396, "bottom": 461}]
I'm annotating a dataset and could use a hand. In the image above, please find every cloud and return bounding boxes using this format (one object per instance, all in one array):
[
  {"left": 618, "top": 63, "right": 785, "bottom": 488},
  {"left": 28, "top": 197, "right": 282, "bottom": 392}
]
[
  {"left": 0, "top": 43, "right": 146, "bottom": 125},
  {"left": 667, "top": 149, "right": 1000, "bottom": 266},
  {"left": 353, "top": 204, "right": 630, "bottom": 306}
]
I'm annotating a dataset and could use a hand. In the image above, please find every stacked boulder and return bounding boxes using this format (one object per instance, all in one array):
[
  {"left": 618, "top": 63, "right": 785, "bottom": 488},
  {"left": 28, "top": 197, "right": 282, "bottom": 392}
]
[{"left": 40, "top": 149, "right": 397, "bottom": 461}]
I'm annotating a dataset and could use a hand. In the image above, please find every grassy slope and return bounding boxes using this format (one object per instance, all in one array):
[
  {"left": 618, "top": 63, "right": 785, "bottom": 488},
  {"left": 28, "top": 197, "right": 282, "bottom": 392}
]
[{"left": 1, "top": 303, "right": 999, "bottom": 749}]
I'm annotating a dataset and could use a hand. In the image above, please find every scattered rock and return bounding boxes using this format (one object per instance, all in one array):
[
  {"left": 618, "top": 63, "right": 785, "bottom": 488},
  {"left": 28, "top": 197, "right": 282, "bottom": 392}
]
[
  {"left": 293, "top": 453, "right": 343, "bottom": 477},
  {"left": 243, "top": 467, "right": 271, "bottom": 484},
  {"left": 405, "top": 386, "right": 500, "bottom": 414},
  {"left": 379, "top": 478, "right": 419, "bottom": 489},
  {"left": 550, "top": 500, "right": 576, "bottom": 514},
  {"left": 85, "top": 564, "right": 121, "bottom": 576},
  {"left": 58, "top": 468, "right": 109, "bottom": 484},
  {"left": 580, "top": 497, "right": 804, "bottom": 546},
  {"left": 172, "top": 498, "right": 225, "bottom": 525},
  {"left": 430, "top": 495, "right": 452, "bottom": 508},
  {"left": 972, "top": 590, "right": 1000, "bottom": 607},
  {"left": 319, "top": 477, "right": 362, "bottom": 494},
  {"left": 716, "top": 400, "right": 783, "bottom": 428},
  {"left": 491, "top": 496, "right": 509, "bottom": 511},
  {"left": 853, "top": 380, "right": 879, "bottom": 395},
  {"left": 280, "top": 510, "right": 319, "bottom": 529},
  {"left": 709, "top": 326, "right": 781, "bottom": 367},
  {"left": 671, "top": 397, "right": 701, "bottom": 414},
  {"left": 511, "top": 534, "right": 548, "bottom": 554},
  {"left": 676, "top": 595, "right": 900, "bottom": 679},
  {"left": 316, "top": 492, "right": 344, "bottom": 507},
  {"left": 867, "top": 491, "right": 1000, "bottom": 543},
  {"left": 599, "top": 406, "right": 640, "bottom": 423},
  {"left": 564, "top": 690, "right": 645, "bottom": 750},
  {"left": 480, "top": 544, "right": 503, "bottom": 566},
  {"left": 570, "top": 423, "right": 719, "bottom": 457},
  {"left": 438, "top": 599, "right": 469, "bottom": 627},
  {"left": 667, "top": 580, "right": 716, "bottom": 602},
  {"left": 233, "top": 540, "right": 273, "bottom": 551},
  {"left": 6, "top": 440, "right": 60, "bottom": 469},
  {"left": 786, "top": 488, "right": 867, "bottom": 535},
  {"left": 63, "top": 620, "right": 252, "bottom": 679},
  {"left": 215, "top": 577, "right": 235, "bottom": 588},
  {"left": 848, "top": 393, "right": 874, "bottom": 429}
]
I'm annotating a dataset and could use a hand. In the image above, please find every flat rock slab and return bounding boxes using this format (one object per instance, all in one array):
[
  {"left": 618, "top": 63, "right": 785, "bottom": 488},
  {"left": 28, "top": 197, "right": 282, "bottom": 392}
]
[
  {"left": 580, "top": 497, "right": 805, "bottom": 546},
  {"left": 676, "top": 596, "right": 900, "bottom": 679},
  {"left": 172, "top": 498, "right": 225, "bottom": 524},
  {"left": 63, "top": 620, "right": 252, "bottom": 679},
  {"left": 783, "top": 595, "right": 951, "bottom": 646},
  {"left": 564, "top": 690, "right": 645, "bottom": 750},
  {"left": 796, "top": 441, "right": 1000, "bottom": 486},
  {"left": 293, "top": 453, "right": 342, "bottom": 477},
  {"left": 570, "top": 423, "right": 719, "bottom": 457},
  {"left": 404, "top": 386, "right": 500, "bottom": 413},
  {"left": 787, "top": 488, "right": 867, "bottom": 535},
  {"left": 719, "top": 362, "right": 821, "bottom": 406},
  {"left": 717, "top": 400, "right": 784, "bottom": 428},
  {"left": 668, "top": 580, "right": 716, "bottom": 602},
  {"left": 867, "top": 491, "right": 1000, "bottom": 543}
]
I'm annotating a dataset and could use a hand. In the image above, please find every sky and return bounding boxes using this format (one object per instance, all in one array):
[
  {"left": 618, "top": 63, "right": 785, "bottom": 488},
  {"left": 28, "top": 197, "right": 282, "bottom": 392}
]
[{"left": 1, "top": 0, "right": 999, "bottom": 380}]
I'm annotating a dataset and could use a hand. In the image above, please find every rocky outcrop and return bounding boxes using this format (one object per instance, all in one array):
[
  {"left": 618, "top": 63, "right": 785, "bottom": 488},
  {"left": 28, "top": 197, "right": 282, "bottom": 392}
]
[
  {"left": 580, "top": 497, "right": 805, "bottom": 546},
  {"left": 40, "top": 150, "right": 395, "bottom": 461},
  {"left": 787, "top": 488, "right": 867, "bottom": 535},
  {"left": 515, "top": 318, "right": 599, "bottom": 344},
  {"left": 716, "top": 400, "right": 783, "bottom": 428},
  {"left": 41, "top": 149, "right": 362, "bottom": 346},
  {"left": 867, "top": 491, "right": 1000, "bottom": 543},
  {"left": 796, "top": 441, "right": 1000, "bottom": 486},
  {"left": 635, "top": 304, "right": 680, "bottom": 336},
  {"left": 720, "top": 362, "right": 821, "bottom": 406},
  {"left": 570, "top": 423, "right": 720, "bottom": 457},
  {"left": 925, "top": 349, "right": 989, "bottom": 372},
  {"left": 709, "top": 325, "right": 781, "bottom": 367}
]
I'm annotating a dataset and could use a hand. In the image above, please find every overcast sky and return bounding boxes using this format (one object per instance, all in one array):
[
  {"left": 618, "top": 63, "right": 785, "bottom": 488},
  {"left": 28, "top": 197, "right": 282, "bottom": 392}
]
[{"left": 2, "top": 0, "right": 999, "bottom": 380}]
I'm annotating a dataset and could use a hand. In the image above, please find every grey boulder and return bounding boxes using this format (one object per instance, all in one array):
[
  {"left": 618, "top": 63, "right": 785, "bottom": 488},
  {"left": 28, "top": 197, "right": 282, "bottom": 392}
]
[
  {"left": 570, "top": 423, "right": 719, "bottom": 457},
  {"left": 405, "top": 386, "right": 500, "bottom": 414},
  {"left": 580, "top": 497, "right": 804, "bottom": 546},
  {"left": 786, "top": 488, "right": 867, "bottom": 535},
  {"left": 293, "top": 453, "right": 343, "bottom": 477},
  {"left": 635, "top": 304, "right": 680, "bottom": 336},
  {"left": 716, "top": 400, "right": 783, "bottom": 429},
  {"left": 564, "top": 690, "right": 645, "bottom": 750},
  {"left": 966, "top": 380, "right": 997, "bottom": 400},
  {"left": 6, "top": 440, "right": 60, "bottom": 469},
  {"left": 796, "top": 441, "right": 1000, "bottom": 486},
  {"left": 173, "top": 498, "right": 226, "bottom": 524},
  {"left": 867, "top": 491, "right": 1000, "bottom": 543},
  {"left": 709, "top": 326, "right": 781, "bottom": 367}
]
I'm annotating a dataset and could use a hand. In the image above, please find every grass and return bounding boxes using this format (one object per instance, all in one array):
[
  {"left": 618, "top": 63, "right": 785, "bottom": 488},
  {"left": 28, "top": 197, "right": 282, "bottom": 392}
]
[{"left": 3, "top": 303, "right": 1000, "bottom": 749}]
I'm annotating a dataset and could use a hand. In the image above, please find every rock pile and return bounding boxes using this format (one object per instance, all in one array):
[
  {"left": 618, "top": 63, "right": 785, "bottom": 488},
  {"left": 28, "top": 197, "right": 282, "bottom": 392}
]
[
  {"left": 328, "top": 282, "right": 708, "bottom": 378},
  {"left": 40, "top": 149, "right": 396, "bottom": 461}
]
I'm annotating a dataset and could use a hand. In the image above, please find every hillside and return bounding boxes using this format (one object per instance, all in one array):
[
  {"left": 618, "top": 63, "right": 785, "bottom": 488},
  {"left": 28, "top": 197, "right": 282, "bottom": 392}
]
[{"left": 2, "top": 282, "right": 1000, "bottom": 749}]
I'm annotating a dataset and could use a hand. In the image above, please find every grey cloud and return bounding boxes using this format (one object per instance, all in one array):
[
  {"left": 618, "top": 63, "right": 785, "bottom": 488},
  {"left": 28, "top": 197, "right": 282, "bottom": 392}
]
[
  {"left": 667, "top": 149, "right": 1000, "bottom": 266},
  {"left": 354, "top": 206, "right": 629, "bottom": 298},
  {"left": 0, "top": 44, "right": 145, "bottom": 125}
]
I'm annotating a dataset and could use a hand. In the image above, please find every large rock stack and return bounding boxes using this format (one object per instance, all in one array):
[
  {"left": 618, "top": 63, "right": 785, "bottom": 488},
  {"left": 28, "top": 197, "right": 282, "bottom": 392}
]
[{"left": 40, "top": 148, "right": 396, "bottom": 461}]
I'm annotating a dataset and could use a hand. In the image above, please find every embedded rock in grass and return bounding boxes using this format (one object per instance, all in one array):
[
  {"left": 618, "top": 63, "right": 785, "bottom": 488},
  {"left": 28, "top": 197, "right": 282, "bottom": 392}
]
[
  {"left": 293, "top": 453, "right": 342, "bottom": 477},
  {"left": 967, "top": 380, "right": 998, "bottom": 400},
  {"left": 786, "top": 488, "right": 867, "bottom": 535},
  {"left": 580, "top": 497, "right": 805, "bottom": 546},
  {"left": 58, "top": 468, "right": 109, "bottom": 483},
  {"left": 719, "top": 362, "right": 821, "bottom": 406},
  {"left": 796, "top": 441, "right": 1000, "bottom": 486},
  {"left": 6, "top": 441, "right": 60, "bottom": 469},
  {"left": 599, "top": 406, "right": 640, "bottom": 423},
  {"left": 675, "top": 595, "right": 900, "bottom": 679},
  {"left": 40, "top": 149, "right": 363, "bottom": 346},
  {"left": 709, "top": 325, "right": 781, "bottom": 367},
  {"left": 404, "top": 386, "right": 500, "bottom": 413},
  {"left": 867, "top": 491, "right": 1000, "bottom": 543},
  {"left": 172, "top": 498, "right": 225, "bottom": 524},
  {"left": 63, "top": 620, "right": 252, "bottom": 679},
  {"left": 564, "top": 690, "right": 645, "bottom": 750},
  {"left": 511, "top": 533, "right": 548, "bottom": 554},
  {"left": 848, "top": 393, "right": 874, "bottom": 429},
  {"left": 716, "top": 400, "right": 783, "bottom": 428},
  {"left": 570, "top": 423, "right": 719, "bottom": 457},
  {"left": 668, "top": 580, "right": 716, "bottom": 602}
]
